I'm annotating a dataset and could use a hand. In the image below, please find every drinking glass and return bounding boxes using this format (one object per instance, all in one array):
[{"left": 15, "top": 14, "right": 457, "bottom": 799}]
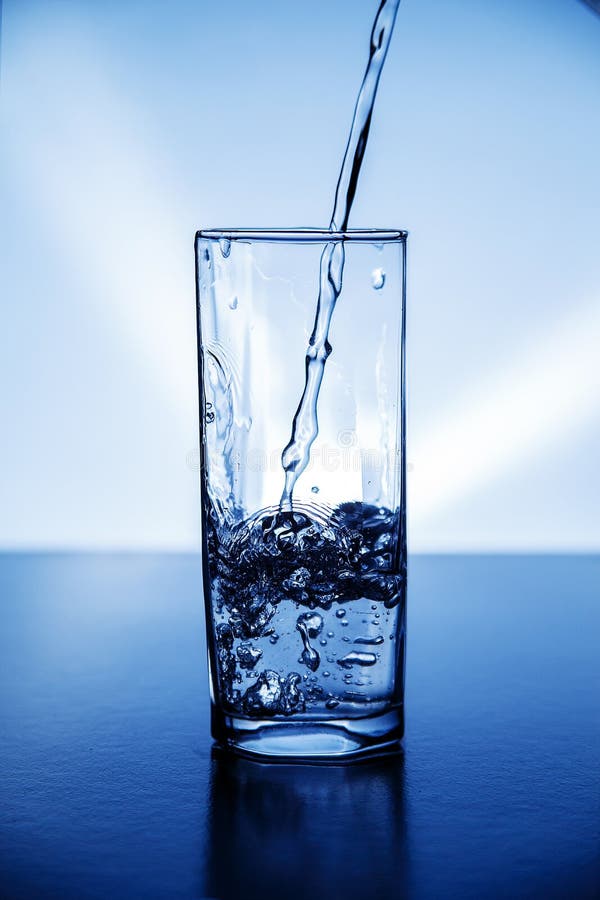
[{"left": 195, "top": 228, "right": 407, "bottom": 759}]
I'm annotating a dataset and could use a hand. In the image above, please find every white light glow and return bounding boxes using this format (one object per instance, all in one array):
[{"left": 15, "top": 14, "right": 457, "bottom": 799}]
[
  {"left": 3, "top": 23, "right": 196, "bottom": 431},
  {"left": 409, "top": 299, "right": 600, "bottom": 525}
]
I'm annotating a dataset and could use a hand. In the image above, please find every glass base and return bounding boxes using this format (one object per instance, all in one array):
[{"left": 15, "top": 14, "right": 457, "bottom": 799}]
[{"left": 211, "top": 705, "right": 404, "bottom": 762}]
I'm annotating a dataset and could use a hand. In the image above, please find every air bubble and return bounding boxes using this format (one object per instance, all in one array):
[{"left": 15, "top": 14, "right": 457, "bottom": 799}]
[
  {"left": 242, "top": 670, "right": 305, "bottom": 716},
  {"left": 311, "top": 486, "right": 320, "bottom": 494},
  {"left": 337, "top": 651, "right": 378, "bottom": 669},
  {"left": 296, "top": 611, "right": 323, "bottom": 672},
  {"left": 236, "top": 642, "right": 263, "bottom": 670},
  {"left": 297, "top": 612, "right": 323, "bottom": 637},
  {"left": 371, "top": 267, "right": 385, "bottom": 290},
  {"left": 229, "top": 295, "right": 238, "bottom": 310},
  {"left": 219, "top": 237, "right": 231, "bottom": 258}
]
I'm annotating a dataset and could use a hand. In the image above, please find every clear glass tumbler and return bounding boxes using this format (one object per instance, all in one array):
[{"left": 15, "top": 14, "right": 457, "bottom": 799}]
[{"left": 195, "top": 228, "right": 407, "bottom": 760}]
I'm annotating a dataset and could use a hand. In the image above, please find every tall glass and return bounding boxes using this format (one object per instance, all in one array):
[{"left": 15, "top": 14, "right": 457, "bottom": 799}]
[{"left": 195, "top": 229, "right": 407, "bottom": 760}]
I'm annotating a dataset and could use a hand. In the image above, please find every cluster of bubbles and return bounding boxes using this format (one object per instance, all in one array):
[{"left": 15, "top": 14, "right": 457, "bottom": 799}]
[{"left": 207, "top": 501, "right": 404, "bottom": 717}]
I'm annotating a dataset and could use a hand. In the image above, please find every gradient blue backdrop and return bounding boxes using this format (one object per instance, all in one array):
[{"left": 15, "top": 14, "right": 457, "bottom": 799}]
[{"left": 1, "top": 0, "right": 599, "bottom": 550}]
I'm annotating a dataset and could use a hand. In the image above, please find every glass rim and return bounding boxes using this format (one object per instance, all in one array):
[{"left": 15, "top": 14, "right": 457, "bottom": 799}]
[{"left": 197, "top": 228, "right": 407, "bottom": 243}]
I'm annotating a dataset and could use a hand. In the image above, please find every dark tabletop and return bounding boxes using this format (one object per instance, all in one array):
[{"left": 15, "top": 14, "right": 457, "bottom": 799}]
[{"left": 0, "top": 554, "right": 598, "bottom": 900}]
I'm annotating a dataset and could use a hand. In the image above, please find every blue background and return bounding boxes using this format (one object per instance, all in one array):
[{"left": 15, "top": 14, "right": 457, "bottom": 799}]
[{"left": 1, "top": 0, "right": 600, "bottom": 550}]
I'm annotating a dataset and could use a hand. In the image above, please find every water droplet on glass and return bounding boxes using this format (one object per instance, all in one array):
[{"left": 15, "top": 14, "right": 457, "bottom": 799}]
[
  {"left": 311, "top": 485, "right": 319, "bottom": 494},
  {"left": 219, "top": 237, "right": 231, "bottom": 258},
  {"left": 371, "top": 267, "right": 386, "bottom": 290},
  {"left": 229, "top": 295, "right": 238, "bottom": 310},
  {"left": 203, "top": 248, "right": 210, "bottom": 261},
  {"left": 341, "top": 620, "right": 348, "bottom": 627},
  {"left": 327, "top": 631, "right": 335, "bottom": 639},
  {"left": 335, "top": 609, "right": 346, "bottom": 619},
  {"left": 319, "top": 638, "right": 327, "bottom": 646},
  {"left": 326, "top": 698, "right": 340, "bottom": 709},
  {"left": 354, "top": 635, "right": 384, "bottom": 645}
]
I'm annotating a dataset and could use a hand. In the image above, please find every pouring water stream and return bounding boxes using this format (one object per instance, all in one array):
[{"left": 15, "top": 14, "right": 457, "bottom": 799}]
[{"left": 280, "top": 0, "right": 402, "bottom": 510}]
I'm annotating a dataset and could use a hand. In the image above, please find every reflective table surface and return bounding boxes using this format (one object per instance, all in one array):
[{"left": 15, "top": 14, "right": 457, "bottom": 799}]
[{"left": 0, "top": 554, "right": 598, "bottom": 899}]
